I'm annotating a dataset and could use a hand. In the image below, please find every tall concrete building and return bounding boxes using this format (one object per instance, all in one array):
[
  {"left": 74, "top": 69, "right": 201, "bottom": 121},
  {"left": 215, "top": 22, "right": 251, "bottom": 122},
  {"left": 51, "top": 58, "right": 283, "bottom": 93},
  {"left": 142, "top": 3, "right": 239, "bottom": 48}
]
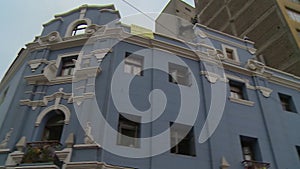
[
  {"left": 1, "top": 3, "right": 300, "bottom": 169},
  {"left": 194, "top": 0, "right": 300, "bottom": 76}
]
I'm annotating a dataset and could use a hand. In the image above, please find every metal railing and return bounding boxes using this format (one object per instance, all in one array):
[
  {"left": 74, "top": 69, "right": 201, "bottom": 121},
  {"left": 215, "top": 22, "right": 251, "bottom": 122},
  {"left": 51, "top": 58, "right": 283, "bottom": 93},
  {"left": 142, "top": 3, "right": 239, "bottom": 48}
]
[{"left": 21, "top": 141, "right": 62, "bottom": 165}]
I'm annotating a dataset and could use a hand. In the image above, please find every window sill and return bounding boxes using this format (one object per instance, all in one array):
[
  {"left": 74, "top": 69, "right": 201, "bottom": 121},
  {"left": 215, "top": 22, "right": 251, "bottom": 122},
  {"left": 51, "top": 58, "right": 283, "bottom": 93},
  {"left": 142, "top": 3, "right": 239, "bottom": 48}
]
[
  {"left": 229, "top": 97, "right": 254, "bottom": 106},
  {"left": 224, "top": 58, "right": 240, "bottom": 65}
]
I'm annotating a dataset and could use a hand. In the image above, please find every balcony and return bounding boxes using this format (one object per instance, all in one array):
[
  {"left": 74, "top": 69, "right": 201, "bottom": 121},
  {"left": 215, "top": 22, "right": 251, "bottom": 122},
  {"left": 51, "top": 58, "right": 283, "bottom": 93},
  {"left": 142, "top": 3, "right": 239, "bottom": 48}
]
[
  {"left": 242, "top": 160, "right": 270, "bottom": 169},
  {"left": 21, "top": 141, "right": 62, "bottom": 166}
]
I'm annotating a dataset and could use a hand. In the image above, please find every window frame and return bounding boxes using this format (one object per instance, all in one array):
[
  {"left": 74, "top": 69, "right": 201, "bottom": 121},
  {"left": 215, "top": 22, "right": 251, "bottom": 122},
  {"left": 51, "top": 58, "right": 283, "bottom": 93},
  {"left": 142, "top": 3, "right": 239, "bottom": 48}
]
[
  {"left": 59, "top": 56, "right": 77, "bottom": 76},
  {"left": 71, "top": 23, "right": 88, "bottom": 36},
  {"left": 222, "top": 44, "right": 240, "bottom": 63},
  {"left": 124, "top": 52, "right": 144, "bottom": 76},
  {"left": 228, "top": 79, "right": 254, "bottom": 106},
  {"left": 278, "top": 93, "right": 297, "bottom": 113},
  {"left": 168, "top": 62, "right": 192, "bottom": 86},
  {"left": 117, "top": 114, "right": 141, "bottom": 148},
  {"left": 170, "top": 122, "right": 196, "bottom": 156},
  {"left": 240, "top": 135, "right": 262, "bottom": 162}
]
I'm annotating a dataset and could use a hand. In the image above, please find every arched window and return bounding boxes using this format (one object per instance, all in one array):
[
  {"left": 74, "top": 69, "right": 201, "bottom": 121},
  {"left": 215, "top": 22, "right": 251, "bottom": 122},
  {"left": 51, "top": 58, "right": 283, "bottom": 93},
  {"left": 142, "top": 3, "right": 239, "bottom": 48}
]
[
  {"left": 42, "top": 111, "right": 65, "bottom": 141},
  {"left": 71, "top": 23, "right": 87, "bottom": 36}
]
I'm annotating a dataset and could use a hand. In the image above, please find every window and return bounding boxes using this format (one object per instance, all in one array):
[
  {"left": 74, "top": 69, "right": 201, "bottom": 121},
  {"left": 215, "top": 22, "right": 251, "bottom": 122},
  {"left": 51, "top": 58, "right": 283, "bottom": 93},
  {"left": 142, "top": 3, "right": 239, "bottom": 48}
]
[
  {"left": 60, "top": 56, "right": 77, "bottom": 76},
  {"left": 0, "top": 87, "right": 9, "bottom": 106},
  {"left": 117, "top": 114, "right": 140, "bottom": 148},
  {"left": 42, "top": 112, "right": 65, "bottom": 141},
  {"left": 240, "top": 136, "right": 261, "bottom": 161},
  {"left": 229, "top": 81, "right": 245, "bottom": 100},
  {"left": 222, "top": 45, "right": 239, "bottom": 62},
  {"left": 278, "top": 93, "right": 297, "bottom": 112},
  {"left": 170, "top": 122, "right": 195, "bottom": 156},
  {"left": 71, "top": 23, "right": 87, "bottom": 36},
  {"left": 225, "top": 48, "right": 234, "bottom": 60},
  {"left": 124, "top": 52, "right": 144, "bottom": 76},
  {"left": 168, "top": 63, "right": 191, "bottom": 86},
  {"left": 286, "top": 8, "right": 300, "bottom": 22}
]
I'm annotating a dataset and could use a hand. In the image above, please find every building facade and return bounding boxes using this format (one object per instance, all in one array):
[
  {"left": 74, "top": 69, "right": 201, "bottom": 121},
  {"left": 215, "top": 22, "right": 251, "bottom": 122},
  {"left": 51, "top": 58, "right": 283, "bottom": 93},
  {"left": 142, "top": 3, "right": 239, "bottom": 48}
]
[
  {"left": 194, "top": 0, "right": 300, "bottom": 76},
  {"left": 0, "top": 4, "right": 300, "bottom": 169}
]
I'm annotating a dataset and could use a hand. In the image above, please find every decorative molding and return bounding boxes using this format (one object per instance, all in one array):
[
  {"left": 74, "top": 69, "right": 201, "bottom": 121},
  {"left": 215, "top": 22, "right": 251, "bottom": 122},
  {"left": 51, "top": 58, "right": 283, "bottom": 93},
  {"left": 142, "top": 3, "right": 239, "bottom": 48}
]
[
  {"left": 65, "top": 18, "right": 92, "bottom": 37},
  {"left": 226, "top": 74, "right": 255, "bottom": 90},
  {"left": 246, "top": 59, "right": 265, "bottom": 73},
  {"left": 39, "top": 31, "right": 62, "bottom": 45},
  {"left": 64, "top": 161, "right": 131, "bottom": 169},
  {"left": 27, "top": 59, "right": 49, "bottom": 72},
  {"left": 72, "top": 93, "right": 95, "bottom": 106},
  {"left": 220, "top": 156, "right": 230, "bottom": 169},
  {"left": 16, "top": 136, "right": 26, "bottom": 152},
  {"left": 84, "top": 122, "right": 96, "bottom": 144},
  {"left": 15, "top": 165, "right": 59, "bottom": 169},
  {"left": 256, "top": 86, "right": 273, "bottom": 98},
  {"left": 91, "top": 48, "right": 111, "bottom": 62},
  {"left": 35, "top": 104, "right": 71, "bottom": 126},
  {"left": 85, "top": 24, "right": 102, "bottom": 35},
  {"left": 200, "top": 71, "right": 227, "bottom": 83},
  {"left": 0, "top": 128, "right": 13, "bottom": 149},
  {"left": 73, "top": 144, "right": 101, "bottom": 149},
  {"left": 14, "top": 24, "right": 300, "bottom": 93},
  {"left": 229, "top": 97, "right": 255, "bottom": 106},
  {"left": 20, "top": 88, "right": 72, "bottom": 110}
]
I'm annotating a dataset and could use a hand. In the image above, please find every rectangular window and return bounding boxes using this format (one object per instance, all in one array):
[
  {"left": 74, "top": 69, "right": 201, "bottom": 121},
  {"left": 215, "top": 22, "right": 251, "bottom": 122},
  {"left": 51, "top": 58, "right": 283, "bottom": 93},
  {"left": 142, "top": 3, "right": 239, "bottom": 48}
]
[
  {"left": 240, "top": 136, "right": 261, "bottom": 161},
  {"left": 117, "top": 114, "right": 140, "bottom": 148},
  {"left": 278, "top": 93, "right": 297, "bottom": 112},
  {"left": 170, "top": 122, "right": 195, "bottom": 156},
  {"left": 124, "top": 52, "right": 144, "bottom": 76},
  {"left": 287, "top": 8, "right": 300, "bottom": 22},
  {"left": 222, "top": 45, "right": 239, "bottom": 62},
  {"left": 60, "top": 56, "right": 77, "bottom": 76},
  {"left": 168, "top": 63, "right": 191, "bottom": 86},
  {"left": 225, "top": 48, "right": 234, "bottom": 60},
  {"left": 229, "top": 81, "right": 245, "bottom": 100}
]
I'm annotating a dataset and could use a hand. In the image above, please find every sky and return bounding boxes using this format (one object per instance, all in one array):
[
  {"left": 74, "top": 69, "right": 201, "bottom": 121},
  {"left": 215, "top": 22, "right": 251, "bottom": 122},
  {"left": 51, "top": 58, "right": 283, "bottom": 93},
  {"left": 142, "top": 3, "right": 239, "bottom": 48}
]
[{"left": 0, "top": 0, "right": 194, "bottom": 81}]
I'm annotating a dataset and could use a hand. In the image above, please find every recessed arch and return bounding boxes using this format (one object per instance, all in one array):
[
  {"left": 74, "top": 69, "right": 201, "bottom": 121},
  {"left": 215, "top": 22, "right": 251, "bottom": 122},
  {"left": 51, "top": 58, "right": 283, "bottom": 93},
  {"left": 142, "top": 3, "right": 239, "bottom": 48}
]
[
  {"left": 35, "top": 104, "right": 71, "bottom": 127},
  {"left": 65, "top": 18, "right": 92, "bottom": 37}
]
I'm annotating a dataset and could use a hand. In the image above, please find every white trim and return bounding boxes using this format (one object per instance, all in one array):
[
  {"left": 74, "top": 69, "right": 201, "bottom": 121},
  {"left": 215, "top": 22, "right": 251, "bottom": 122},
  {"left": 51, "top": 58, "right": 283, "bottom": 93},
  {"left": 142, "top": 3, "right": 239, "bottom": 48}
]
[
  {"left": 222, "top": 44, "right": 240, "bottom": 63},
  {"left": 35, "top": 104, "right": 71, "bottom": 126},
  {"left": 65, "top": 18, "right": 92, "bottom": 37},
  {"left": 229, "top": 97, "right": 255, "bottom": 106}
]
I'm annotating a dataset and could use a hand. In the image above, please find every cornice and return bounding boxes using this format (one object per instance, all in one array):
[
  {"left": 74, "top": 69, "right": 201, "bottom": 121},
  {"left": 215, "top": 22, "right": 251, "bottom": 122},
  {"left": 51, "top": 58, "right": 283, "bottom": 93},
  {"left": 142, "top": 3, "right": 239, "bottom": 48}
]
[
  {"left": 21, "top": 27, "right": 300, "bottom": 91},
  {"left": 54, "top": 4, "right": 116, "bottom": 18},
  {"left": 64, "top": 161, "right": 133, "bottom": 169}
]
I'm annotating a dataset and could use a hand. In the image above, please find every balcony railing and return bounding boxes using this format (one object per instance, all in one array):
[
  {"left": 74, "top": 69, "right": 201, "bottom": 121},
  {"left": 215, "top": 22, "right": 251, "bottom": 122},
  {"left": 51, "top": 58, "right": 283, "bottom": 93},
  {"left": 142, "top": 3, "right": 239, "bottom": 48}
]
[
  {"left": 21, "top": 141, "right": 62, "bottom": 165},
  {"left": 242, "top": 160, "right": 270, "bottom": 169}
]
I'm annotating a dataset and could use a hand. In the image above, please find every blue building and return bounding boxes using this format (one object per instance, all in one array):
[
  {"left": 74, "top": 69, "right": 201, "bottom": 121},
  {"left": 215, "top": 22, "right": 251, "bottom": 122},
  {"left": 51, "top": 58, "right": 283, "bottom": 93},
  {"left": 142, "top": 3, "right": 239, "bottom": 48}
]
[{"left": 0, "top": 4, "right": 299, "bottom": 169}]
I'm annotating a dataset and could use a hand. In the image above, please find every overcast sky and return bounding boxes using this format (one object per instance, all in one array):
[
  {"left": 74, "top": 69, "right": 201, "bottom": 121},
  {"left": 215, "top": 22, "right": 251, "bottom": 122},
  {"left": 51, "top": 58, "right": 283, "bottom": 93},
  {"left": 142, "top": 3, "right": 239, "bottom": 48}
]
[{"left": 0, "top": 0, "right": 194, "bottom": 81}]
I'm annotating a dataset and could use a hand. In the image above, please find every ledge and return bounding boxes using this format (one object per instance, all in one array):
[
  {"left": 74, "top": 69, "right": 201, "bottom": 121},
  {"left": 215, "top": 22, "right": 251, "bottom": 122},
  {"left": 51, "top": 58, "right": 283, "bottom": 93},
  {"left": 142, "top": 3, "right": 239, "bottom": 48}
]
[
  {"left": 73, "top": 144, "right": 101, "bottom": 149},
  {"left": 229, "top": 97, "right": 254, "bottom": 106}
]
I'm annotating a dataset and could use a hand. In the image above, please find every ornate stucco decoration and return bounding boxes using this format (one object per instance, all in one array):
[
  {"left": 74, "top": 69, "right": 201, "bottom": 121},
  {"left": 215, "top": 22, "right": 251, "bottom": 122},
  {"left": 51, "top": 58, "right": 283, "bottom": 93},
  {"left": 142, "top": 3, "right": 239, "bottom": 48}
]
[
  {"left": 27, "top": 59, "right": 49, "bottom": 72},
  {"left": 5, "top": 136, "right": 26, "bottom": 166},
  {"left": 246, "top": 59, "right": 265, "bottom": 73},
  {"left": 39, "top": 31, "right": 62, "bottom": 45},
  {"left": 256, "top": 86, "right": 273, "bottom": 98},
  {"left": 20, "top": 88, "right": 72, "bottom": 110},
  {"left": 0, "top": 128, "right": 13, "bottom": 150},
  {"left": 91, "top": 48, "right": 111, "bottom": 63},
  {"left": 200, "top": 71, "right": 227, "bottom": 84},
  {"left": 85, "top": 24, "right": 101, "bottom": 35},
  {"left": 84, "top": 122, "right": 96, "bottom": 144},
  {"left": 24, "top": 61, "right": 59, "bottom": 85}
]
